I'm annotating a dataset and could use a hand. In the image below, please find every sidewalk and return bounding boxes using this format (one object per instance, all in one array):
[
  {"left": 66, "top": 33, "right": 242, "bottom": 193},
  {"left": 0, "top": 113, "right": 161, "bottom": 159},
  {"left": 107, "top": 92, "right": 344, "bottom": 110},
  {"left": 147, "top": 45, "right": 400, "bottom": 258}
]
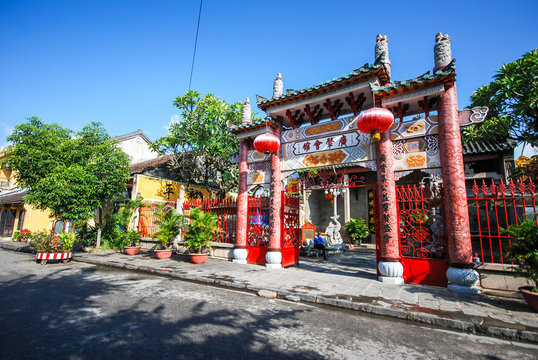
[{"left": 1, "top": 239, "right": 537, "bottom": 343}]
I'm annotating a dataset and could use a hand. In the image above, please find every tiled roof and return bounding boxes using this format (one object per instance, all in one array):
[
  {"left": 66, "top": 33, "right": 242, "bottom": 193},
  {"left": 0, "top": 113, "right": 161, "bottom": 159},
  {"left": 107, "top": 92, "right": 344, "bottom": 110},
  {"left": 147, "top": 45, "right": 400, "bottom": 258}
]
[
  {"left": 130, "top": 155, "right": 173, "bottom": 173},
  {"left": 462, "top": 139, "right": 516, "bottom": 155},
  {"left": 0, "top": 187, "right": 28, "bottom": 205},
  {"left": 228, "top": 117, "right": 276, "bottom": 134},
  {"left": 115, "top": 129, "right": 153, "bottom": 144},
  {"left": 256, "top": 63, "right": 384, "bottom": 107},
  {"left": 371, "top": 59, "right": 456, "bottom": 94}
]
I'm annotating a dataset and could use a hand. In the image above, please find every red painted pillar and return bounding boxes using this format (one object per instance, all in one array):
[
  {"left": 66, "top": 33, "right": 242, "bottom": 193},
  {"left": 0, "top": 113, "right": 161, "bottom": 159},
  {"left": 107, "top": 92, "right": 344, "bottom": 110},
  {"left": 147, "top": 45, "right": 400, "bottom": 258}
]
[
  {"left": 233, "top": 139, "right": 249, "bottom": 264},
  {"left": 233, "top": 98, "right": 252, "bottom": 264},
  {"left": 266, "top": 123, "right": 282, "bottom": 269},
  {"left": 375, "top": 129, "right": 404, "bottom": 284},
  {"left": 438, "top": 84, "right": 479, "bottom": 293}
]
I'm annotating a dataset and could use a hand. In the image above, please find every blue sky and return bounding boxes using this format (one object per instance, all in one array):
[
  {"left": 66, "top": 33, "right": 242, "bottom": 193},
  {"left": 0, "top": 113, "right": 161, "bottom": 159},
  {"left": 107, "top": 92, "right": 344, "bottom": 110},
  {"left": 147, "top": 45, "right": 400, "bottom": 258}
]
[{"left": 1, "top": 0, "right": 537, "bottom": 150}]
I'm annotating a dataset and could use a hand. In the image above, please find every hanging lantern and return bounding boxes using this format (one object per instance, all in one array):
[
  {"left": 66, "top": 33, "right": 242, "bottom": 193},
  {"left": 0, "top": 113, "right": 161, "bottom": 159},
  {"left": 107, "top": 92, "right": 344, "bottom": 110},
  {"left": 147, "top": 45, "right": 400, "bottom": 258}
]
[
  {"left": 253, "top": 132, "right": 280, "bottom": 154},
  {"left": 356, "top": 107, "right": 394, "bottom": 141}
]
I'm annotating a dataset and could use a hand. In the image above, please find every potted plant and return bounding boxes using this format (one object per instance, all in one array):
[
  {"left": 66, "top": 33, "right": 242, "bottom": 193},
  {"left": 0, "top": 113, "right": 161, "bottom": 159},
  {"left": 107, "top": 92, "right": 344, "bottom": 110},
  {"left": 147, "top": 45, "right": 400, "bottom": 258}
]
[
  {"left": 504, "top": 219, "right": 538, "bottom": 310},
  {"left": 183, "top": 207, "right": 219, "bottom": 264},
  {"left": 29, "top": 230, "right": 77, "bottom": 264},
  {"left": 344, "top": 218, "right": 370, "bottom": 245},
  {"left": 124, "top": 229, "right": 142, "bottom": 255},
  {"left": 118, "top": 198, "right": 144, "bottom": 255},
  {"left": 152, "top": 202, "right": 182, "bottom": 259},
  {"left": 13, "top": 229, "right": 32, "bottom": 242}
]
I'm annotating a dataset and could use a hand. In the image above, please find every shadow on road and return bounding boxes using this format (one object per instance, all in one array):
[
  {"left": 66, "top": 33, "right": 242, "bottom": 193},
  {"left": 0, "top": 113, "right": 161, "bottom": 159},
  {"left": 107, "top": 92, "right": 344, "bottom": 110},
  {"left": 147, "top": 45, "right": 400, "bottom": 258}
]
[{"left": 0, "top": 266, "right": 321, "bottom": 359}]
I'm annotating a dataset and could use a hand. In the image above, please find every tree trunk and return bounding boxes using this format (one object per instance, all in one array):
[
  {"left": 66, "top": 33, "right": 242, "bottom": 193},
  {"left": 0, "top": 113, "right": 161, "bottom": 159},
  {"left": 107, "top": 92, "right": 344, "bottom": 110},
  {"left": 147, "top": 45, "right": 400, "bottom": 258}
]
[{"left": 96, "top": 208, "right": 103, "bottom": 248}]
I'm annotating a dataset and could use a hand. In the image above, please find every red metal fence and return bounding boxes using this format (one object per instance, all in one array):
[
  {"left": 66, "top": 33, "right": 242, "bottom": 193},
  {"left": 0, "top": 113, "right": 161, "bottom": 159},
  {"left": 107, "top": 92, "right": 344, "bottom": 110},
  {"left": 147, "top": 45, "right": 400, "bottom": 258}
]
[
  {"left": 137, "top": 201, "right": 176, "bottom": 238},
  {"left": 182, "top": 198, "right": 237, "bottom": 244},
  {"left": 468, "top": 179, "right": 537, "bottom": 264}
]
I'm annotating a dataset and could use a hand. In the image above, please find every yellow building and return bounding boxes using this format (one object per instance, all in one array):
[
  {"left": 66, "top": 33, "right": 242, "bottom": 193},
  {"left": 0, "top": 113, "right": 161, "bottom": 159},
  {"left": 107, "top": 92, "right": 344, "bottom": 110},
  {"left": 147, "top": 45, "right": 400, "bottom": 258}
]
[{"left": 0, "top": 153, "right": 55, "bottom": 235}]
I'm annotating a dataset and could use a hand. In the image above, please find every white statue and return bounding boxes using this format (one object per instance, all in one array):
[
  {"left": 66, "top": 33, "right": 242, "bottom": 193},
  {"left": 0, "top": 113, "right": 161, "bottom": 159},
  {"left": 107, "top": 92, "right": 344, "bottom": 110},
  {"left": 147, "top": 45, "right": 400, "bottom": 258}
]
[{"left": 326, "top": 215, "right": 343, "bottom": 245}]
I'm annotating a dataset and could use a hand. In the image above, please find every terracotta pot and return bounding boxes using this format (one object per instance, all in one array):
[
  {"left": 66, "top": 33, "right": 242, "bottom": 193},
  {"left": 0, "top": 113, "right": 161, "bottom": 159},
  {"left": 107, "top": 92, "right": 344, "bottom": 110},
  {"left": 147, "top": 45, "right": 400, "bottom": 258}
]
[
  {"left": 519, "top": 286, "right": 538, "bottom": 311},
  {"left": 189, "top": 253, "right": 208, "bottom": 264},
  {"left": 155, "top": 249, "right": 173, "bottom": 260},
  {"left": 124, "top": 247, "right": 141, "bottom": 255}
]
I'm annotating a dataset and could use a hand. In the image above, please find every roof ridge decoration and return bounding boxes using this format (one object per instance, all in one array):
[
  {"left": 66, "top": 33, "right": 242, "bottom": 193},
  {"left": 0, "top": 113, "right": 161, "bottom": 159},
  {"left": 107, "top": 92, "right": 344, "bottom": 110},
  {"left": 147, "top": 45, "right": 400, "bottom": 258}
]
[
  {"left": 256, "top": 63, "right": 385, "bottom": 108},
  {"left": 228, "top": 117, "right": 277, "bottom": 134},
  {"left": 374, "top": 34, "right": 391, "bottom": 80},
  {"left": 370, "top": 59, "right": 456, "bottom": 95}
]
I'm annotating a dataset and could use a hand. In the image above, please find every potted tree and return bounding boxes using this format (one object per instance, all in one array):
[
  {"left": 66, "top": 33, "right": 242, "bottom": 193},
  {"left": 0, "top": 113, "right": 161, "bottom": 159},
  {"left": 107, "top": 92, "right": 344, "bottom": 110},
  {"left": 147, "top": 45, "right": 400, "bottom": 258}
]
[
  {"left": 124, "top": 230, "right": 142, "bottom": 255},
  {"left": 117, "top": 198, "right": 144, "bottom": 255},
  {"left": 183, "top": 207, "right": 219, "bottom": 264},
  {"left": 504, "top": 219, "right": 538, "bottom": 310},
  {"left": 152, "top": 202, "right": 182, "bottom": 260},
  {"left": 29, "top": 230, "right": 77, "bottom": 264},
  {"left": 344, "top": 218, "right": 370, "bottom": 245}
]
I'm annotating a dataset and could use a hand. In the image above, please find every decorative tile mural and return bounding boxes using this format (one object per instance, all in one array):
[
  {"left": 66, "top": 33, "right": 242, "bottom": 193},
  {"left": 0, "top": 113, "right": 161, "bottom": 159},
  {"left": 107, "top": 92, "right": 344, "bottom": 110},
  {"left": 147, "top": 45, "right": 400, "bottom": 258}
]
[{"left": 245, "top": 114, "right": 442, "bottom": 188}]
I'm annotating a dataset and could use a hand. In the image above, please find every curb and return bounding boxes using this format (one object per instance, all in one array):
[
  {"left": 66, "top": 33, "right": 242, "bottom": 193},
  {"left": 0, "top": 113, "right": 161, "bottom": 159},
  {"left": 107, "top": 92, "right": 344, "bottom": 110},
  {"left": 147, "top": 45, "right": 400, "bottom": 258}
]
[{"left": 1, "top": 242, "right": 536, "bottom": 343}]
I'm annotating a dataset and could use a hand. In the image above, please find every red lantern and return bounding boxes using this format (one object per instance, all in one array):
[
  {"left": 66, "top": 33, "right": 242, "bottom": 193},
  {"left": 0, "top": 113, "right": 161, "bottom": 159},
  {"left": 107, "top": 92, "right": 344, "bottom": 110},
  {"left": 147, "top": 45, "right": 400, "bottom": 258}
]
[
  {"left": 253, "top": 132, "right": 280, "bottom": 154},
  {"left": 325, "top": 193, "right": 334, "bottom": 201},
  {"left": 356, "top": 107, "right": 394, "bottom": 141}
]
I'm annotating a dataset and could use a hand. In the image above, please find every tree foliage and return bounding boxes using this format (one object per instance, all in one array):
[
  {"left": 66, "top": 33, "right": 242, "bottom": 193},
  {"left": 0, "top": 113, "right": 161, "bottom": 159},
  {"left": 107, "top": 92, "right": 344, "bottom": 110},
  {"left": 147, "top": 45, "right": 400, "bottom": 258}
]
[
  {"left": 152, "top": 91, "right": 256, "bottom": 197},
  {"left": 5, "top": 117, "right": 131, "bottom": 223},
  {"left": 464, "top": 49, "right": 538, "bottom": 146}
]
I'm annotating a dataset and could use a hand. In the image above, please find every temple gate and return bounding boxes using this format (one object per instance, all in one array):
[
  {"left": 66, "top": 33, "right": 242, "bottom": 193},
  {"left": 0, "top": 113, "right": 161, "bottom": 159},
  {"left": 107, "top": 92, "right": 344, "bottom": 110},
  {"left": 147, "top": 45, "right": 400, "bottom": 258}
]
[{"left": 230, "top": 33, "right": 488, "bottom": 293}]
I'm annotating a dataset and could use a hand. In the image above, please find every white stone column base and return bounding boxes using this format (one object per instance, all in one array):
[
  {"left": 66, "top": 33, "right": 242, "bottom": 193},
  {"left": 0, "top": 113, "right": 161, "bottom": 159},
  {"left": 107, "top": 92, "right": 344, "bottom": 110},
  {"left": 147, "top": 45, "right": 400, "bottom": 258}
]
[
  {"left": 446, "top": 267, "right": 480, "bottom": 294},
  {"left": 265, "top": 251, "right": 282, "bottom": 269},
  {"left": 378, "top": 261, "right": 404, "bottom": 285},
  {"left": 232, "top": 248, "right": 247, "bottom": 264},
  {"left": 378, "top": 276, "right": 404, "bottom": 285}
]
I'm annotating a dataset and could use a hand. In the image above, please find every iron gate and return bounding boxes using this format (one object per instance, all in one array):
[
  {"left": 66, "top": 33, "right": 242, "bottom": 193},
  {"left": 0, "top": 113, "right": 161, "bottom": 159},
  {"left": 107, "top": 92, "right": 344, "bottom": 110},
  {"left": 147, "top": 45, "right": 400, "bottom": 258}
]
[{"left": 396, "top": 184, "right": 448, "bottom": 286}]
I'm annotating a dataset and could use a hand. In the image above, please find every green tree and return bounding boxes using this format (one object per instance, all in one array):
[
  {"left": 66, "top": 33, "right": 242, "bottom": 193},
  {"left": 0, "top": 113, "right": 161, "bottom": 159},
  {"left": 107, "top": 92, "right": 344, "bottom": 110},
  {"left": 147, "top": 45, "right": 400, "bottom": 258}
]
[
  {"left": 152, "top": 91, "right": 256, "bottom": 197},
  {"left": 464, "top": 49, "right": 538, "bottom": 146},
  {"left": 5, "top": 118, "right": 130, "bottom": 242}
]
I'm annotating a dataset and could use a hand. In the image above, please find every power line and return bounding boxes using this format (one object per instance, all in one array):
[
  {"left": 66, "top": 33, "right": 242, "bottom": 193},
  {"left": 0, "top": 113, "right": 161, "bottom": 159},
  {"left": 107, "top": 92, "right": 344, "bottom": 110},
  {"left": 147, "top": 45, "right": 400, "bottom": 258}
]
[{"left": 188, "top": 0, "right": 203, "bottom": 92}]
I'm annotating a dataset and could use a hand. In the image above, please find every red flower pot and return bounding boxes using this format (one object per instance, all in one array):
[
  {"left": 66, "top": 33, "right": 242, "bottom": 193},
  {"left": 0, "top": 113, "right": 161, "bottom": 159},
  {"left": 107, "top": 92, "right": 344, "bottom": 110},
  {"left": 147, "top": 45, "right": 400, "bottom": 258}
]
[
  {"left": 155, "top": 249, "right": 173, "bottom": 260},
  {"left": 189, "top": 253, "right": 208, "bottom": 264},
  {"left": 519, "top": 286, "right": 538, "bottom": 311},
  {"left": 124, "top": 247, "right": 141, "bottom": 255}
]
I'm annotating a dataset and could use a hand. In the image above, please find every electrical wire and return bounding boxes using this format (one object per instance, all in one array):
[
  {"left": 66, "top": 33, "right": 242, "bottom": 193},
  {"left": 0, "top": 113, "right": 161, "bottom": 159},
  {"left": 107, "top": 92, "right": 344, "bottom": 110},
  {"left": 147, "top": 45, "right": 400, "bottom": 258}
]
[{"left": 188, "top": 0, "right": 203, "bottom": 92}]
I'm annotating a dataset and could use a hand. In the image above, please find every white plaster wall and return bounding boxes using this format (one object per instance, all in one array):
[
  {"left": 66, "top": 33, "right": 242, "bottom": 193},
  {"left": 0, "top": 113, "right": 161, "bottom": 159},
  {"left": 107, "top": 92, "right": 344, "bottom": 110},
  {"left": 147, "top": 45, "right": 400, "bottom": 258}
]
[{"left": 118, "top": 137, "right": 159, "bottom": 164}]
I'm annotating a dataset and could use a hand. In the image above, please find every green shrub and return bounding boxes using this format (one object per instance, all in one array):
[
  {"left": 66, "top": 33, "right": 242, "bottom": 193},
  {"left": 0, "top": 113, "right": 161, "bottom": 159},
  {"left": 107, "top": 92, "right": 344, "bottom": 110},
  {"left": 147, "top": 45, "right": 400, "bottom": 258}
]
[
  {"left": 344, "top": 218, "right": 370, "bottom": 245},
  {"left": 504, "top": 219, "right": 538, "bottom": 290},
  {"left": 184, "top": 207, "right": 219, "bottom": 254},
  {"left": 152, "top": 203, "right": 182, "bottom": 250}
]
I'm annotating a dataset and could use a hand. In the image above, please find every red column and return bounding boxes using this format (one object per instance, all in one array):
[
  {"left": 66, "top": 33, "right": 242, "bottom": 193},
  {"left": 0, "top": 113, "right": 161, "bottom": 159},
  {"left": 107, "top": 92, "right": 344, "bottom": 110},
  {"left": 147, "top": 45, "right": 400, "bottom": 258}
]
[
  {"left": 235, "top": 141, "right": 249, "bottom": 247},
  {"left": 233, "top": 140, "right": 249, "bottom": 264},
  {"left": 375, "top": 129, "right": 403, "bottom": 284},
  {"left": 438, "top": 84, "right": 473, "bottom": 266},
  {"left": 266, "top": 124, "right": 282, "bottom": 268}
]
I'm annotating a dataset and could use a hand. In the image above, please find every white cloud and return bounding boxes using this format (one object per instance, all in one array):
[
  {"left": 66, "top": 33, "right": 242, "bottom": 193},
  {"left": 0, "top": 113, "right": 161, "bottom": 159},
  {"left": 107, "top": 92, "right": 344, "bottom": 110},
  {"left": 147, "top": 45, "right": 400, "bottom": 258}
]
[{"left": 165, "top": 114, "right": 180, "bottom": 131}]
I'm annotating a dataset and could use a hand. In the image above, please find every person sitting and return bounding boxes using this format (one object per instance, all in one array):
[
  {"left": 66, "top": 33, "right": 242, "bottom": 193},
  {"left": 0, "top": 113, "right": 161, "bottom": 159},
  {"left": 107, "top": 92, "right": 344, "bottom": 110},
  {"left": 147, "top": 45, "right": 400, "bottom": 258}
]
[{"left": 313, "top": 231, "right": 328, "bottom": 260}]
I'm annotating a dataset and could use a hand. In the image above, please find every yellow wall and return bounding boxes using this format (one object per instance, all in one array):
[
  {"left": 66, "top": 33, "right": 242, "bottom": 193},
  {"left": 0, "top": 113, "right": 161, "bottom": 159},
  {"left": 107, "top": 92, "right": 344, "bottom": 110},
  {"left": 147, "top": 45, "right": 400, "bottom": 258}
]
[
  {"left": 134, "top": 174, "right": 215, "bottom": 202},
  {"left": 20, "top": 204, "right": 55, "bottom": 232},
  {"left": 0, "top": 204, "right": 54, "bottom": 233}
]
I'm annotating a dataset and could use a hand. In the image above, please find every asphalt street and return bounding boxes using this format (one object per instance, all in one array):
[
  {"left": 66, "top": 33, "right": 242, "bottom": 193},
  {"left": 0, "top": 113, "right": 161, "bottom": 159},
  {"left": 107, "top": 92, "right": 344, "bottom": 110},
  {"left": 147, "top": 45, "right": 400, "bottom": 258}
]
[{"left": 0, "top": 249, "right": 536, "bottom": 360}]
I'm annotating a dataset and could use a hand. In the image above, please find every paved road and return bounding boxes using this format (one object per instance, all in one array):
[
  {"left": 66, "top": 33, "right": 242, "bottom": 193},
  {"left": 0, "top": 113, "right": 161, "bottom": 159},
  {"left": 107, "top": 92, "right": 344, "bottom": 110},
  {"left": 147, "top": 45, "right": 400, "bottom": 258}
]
[{"left": 0, "top": 249, "right": 536, "bottom": 360}]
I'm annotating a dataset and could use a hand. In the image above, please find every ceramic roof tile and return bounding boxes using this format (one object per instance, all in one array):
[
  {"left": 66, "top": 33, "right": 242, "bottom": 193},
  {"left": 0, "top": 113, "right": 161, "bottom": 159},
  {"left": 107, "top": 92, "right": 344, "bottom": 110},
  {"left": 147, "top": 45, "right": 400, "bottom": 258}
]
[
  {"left": 462, "top": 139, "right": 516, "bottom": 155},
  {"left": 256, "top": 63, "right": 382, "bottom": 106}
]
